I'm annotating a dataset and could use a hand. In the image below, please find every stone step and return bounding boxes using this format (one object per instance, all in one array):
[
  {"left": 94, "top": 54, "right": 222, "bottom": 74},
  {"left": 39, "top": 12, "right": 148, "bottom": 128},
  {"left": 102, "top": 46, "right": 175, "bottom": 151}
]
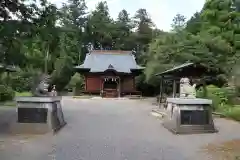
[{"left": 177, "top": 125, "right": 217, "bottom": 134}]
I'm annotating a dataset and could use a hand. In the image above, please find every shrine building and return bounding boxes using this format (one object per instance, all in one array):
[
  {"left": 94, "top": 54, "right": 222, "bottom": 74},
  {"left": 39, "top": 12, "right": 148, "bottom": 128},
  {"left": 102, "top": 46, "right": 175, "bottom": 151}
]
[{"left": 74, "top": 50, "right": 144, "bottom": 98}]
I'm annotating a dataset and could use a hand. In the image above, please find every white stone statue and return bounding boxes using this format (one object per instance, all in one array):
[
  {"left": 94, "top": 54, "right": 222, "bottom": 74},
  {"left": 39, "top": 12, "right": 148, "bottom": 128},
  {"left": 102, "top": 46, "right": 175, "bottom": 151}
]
[
  {"left": 51, "top": 85, "right": 57, "bottom": 96},
  {"left": 180, "top": 78, "right": 196, "bottom": 98}
]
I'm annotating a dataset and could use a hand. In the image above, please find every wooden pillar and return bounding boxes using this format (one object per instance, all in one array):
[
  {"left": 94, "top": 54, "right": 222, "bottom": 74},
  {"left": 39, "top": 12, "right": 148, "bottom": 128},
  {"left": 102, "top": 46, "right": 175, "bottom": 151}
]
[
  {"left": 101, "top": 77, "right": 105, "bottom": 97},
  {"left": 132, "top": 75, "right": 136, "bottom": 90},
  {"left": 203, "top": 80, "right": 207, "bottom": 98},
  {"left": 158, "top": 77, "right": 163, "bottom": 107},
  {"left": 6, "top": 71, "right": 10, "bottom": 85},
  {"left": 84, "top": 75, "right": 87, "bottom": 91},
  {"left": 100, "top": 77, "right": 102, "bottom": 97},
  {"left": 118, "top": 76, "right": 121, "bottom": 98},
  {"left": 173, "top": 79, "right": 176, "bottom": 98}
]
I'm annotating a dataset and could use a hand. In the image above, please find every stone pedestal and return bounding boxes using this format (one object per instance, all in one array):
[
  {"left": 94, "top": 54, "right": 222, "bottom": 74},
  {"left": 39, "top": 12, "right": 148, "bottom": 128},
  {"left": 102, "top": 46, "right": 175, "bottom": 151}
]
[
  {"left": 162, "top": 98, "right": 217, "bottom": 134},
  {"left": 11, "top": 96, "right": 66, "bottom": 134}
]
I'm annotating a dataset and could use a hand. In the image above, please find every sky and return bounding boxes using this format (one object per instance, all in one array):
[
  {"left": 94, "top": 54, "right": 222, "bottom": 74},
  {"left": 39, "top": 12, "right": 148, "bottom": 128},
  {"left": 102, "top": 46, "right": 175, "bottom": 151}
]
[{"left": 49, "top": 0, "right": 206, "bottom": 31}]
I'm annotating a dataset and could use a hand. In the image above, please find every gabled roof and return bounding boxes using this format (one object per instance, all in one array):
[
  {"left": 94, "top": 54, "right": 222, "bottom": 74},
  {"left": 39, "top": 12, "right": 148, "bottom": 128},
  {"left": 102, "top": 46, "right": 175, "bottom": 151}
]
[
  {"left": 155, "top": 62, "right": 223, "bottom": 78},
  {"left": 0, "top": 64, "right": 17, "bottom": 72},
  {"left": 155, "top": 63, "right": 194, "bottom": 76},
  {"left": 75, "top": 50, "right": 144, "bottom": 73},
  {"left": 108, "top": 64, "right": 114, "bottom": 69}
]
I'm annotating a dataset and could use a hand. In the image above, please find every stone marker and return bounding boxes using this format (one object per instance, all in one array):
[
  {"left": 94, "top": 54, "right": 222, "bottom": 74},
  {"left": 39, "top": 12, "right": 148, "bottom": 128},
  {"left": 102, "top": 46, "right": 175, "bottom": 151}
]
[
  {"left": 162, "top": 78, "right": 217, "bottom": 134},
  {"left": 11, "top": 74, "right": 66, "bottom": 134}
]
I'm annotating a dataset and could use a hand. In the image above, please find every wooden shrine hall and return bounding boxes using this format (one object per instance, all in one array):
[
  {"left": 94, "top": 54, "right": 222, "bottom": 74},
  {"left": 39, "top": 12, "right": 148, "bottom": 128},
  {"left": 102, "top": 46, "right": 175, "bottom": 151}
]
[{"left": 74, "top": 50, "right": 144, "bottom": 98}]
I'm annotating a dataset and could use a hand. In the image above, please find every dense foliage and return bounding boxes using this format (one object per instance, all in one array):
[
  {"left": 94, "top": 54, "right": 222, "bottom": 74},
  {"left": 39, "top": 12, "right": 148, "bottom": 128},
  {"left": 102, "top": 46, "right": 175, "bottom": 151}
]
[
  {"left": 146, "top": 0, "right": 240, "bottom": 85},
  {"left": 197, "top": 85, "right": 240, "bottom": 121},
  {"left": 0, "top": 0, "right": 239, "bottom": 101}
]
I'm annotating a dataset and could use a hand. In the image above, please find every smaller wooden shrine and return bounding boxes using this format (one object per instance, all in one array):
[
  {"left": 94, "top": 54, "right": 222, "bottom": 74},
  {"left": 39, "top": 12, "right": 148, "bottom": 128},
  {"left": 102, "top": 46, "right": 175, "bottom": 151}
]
[
  {"left": 74, "top": 50, "right": 144, "bottom": 98},
  {"left": 155, "top": 62, "right": 223, "bottom": 104},
  {"left": 155, "top": 62, "right": 223, "bottom": 134}
]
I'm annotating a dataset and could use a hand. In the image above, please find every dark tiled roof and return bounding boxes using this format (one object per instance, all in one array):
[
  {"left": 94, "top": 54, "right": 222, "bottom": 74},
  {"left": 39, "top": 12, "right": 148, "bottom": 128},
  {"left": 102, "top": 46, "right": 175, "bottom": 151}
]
[
  {"left": 75, "top": 51, "right": 144, "bottom": 73},
  {"left": 155, "top": 62, "right": 223, "bottom": 77},
  {"left": 155, "top": 63, "right": 194, "bottom": 76}
]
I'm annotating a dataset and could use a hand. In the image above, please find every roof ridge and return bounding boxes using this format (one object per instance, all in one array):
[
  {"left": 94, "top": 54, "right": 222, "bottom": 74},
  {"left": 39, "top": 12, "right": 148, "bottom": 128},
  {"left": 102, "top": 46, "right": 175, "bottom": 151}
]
[{"left": 90, "top": 50, "right": 132, "bottom": 54}]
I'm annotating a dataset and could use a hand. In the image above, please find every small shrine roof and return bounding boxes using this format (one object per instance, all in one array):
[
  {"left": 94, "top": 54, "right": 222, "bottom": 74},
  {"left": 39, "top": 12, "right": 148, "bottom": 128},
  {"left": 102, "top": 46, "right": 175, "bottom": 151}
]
[
  {"left": 155, "top": 62, "right": 223, "bottom": 78},
  {"left": 0, "top": 64, "right": 17, "bottom": 72}
]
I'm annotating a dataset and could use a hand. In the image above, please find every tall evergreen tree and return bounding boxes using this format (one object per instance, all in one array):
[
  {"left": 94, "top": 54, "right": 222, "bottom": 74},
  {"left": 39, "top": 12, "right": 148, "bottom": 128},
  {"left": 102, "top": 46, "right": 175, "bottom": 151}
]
[
  {"left": 133, "top": 8, "right": 154, "bottom": 64},
  {"left": 113, "top": 9, "right": 133, "bottom": 50},
  {"left": 86, "top": 1, "right": 114, "bottom": 49}
]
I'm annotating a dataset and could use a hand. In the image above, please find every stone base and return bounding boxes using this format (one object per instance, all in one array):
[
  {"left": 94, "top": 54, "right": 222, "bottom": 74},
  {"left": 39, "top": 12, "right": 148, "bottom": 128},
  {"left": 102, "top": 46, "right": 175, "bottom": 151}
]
[
  {"left": 10, "top": 96, "right": 66, "bottom": 134},
  {"left": 162, "top": 98, "right": 217, "bottom": 134},
  {"left": 162, "top": 121, "right": 217, "bottom": 134}
]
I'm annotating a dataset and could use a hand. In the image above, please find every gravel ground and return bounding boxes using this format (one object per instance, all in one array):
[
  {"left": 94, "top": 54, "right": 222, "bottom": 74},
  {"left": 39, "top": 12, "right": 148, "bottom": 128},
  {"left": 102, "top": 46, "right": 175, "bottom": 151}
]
[{"left": 0, "top": 97, "right": 240, "bottom": 160}]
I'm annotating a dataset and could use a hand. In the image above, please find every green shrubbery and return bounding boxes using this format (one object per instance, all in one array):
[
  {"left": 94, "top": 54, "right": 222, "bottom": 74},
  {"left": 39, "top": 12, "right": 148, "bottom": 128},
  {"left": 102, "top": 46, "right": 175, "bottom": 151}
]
[
  {"left": 197, "top": 85, "right": 235, "bottom": 109},
  {"left": 66, "top": 73, "right": 84, "bottom": 96},
  {"left": 10, "top": 69, "right": 40, "bottom": 92},
  {"left": 197, "top": 85, "right": 240, "bottom": 121},
  {"left": 0, "top": 85, "right": 15, "bottom": 102},
  {"left": 223, "top": 106, "right": 240, "bottom": 122},
  {"left": 0, "top": 69, "right": 35, "bottom": 103},
  {"left": 1, "top": 69, "right": 40, "bottom": 93}
]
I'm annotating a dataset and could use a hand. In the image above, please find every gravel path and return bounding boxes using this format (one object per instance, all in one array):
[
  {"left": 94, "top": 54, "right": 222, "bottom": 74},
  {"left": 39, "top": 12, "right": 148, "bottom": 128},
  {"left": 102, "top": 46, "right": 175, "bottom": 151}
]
[{"left": 0, "top": 97, "right": 240, "bottom": 160}]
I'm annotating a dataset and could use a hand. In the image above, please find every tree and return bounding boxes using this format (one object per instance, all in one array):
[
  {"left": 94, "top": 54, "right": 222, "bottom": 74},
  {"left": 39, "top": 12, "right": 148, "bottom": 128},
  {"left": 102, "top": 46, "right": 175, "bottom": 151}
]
[
  {"left": 171, "top": 14, "right": 186, "bottom": 31},
  {"left": 113, "top": 9, "right": 133, "bottom": 50},
  {"left": 60, "top": 0, "right": 87, "bottom": 28},
  {"left": 200, "top": 0, "right": 240, "bottom": 73},
  {"left": 50, "top": 32, "right": 75, "bottom": 91},
  {"left": 186, "top": 12, "right": 202, "bottom": 34},
  {"left": 0, "top": 0, "right": 34, "bottom": 21},
  {"left": 0, "top": 0, "right": 38, "bottom": 67},
  {"left": 134, "top": 8, "right": 153, "bottom": 40},
  {"left": 118, "top": 9, "right": 131, "bottom": 24},
  {"left": 1, "top": 0, "right": 239, "bottom": 97},
  {"left": 31, "top": 3, "right": 60, "bottom": 73},
  {"left": 133, "top": 8, "right": 154, "bottom": 64},
  {"left": 86, "top": 1, "right": 114, "bottom": 49},
  {"left": 60, "top": 0, "right": 88, "bottom": 65}
]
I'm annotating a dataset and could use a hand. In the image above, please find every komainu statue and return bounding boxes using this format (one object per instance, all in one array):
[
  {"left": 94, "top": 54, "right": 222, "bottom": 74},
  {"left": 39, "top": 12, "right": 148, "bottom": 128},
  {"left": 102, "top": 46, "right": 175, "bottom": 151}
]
[
  {"left": 31, "top": 74, "right": 52, "bottom": 97},
  {"left": 180, "top": 77, "right": 196, "bottom": 98}
]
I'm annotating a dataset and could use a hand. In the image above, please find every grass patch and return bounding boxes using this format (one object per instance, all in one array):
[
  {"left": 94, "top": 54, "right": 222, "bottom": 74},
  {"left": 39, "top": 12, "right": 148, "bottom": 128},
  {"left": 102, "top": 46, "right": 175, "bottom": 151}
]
[
  {"left": 223, "top": 107, "right": 240, "bottom": 122},
  {"left": 216, "top": 105, "right": 240, "bottom": 122},
  {"left": 0, "top": 101, "right": 16, "bottom": 107},
  {"left": 0, "top": 92, "right": 32, "bottom": 107},
  {"left": 15, "top": 91, "right": 32, "bottom": 97},
  {"left": 72, "top": 95, "right": 94, "bottom": 99}
]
